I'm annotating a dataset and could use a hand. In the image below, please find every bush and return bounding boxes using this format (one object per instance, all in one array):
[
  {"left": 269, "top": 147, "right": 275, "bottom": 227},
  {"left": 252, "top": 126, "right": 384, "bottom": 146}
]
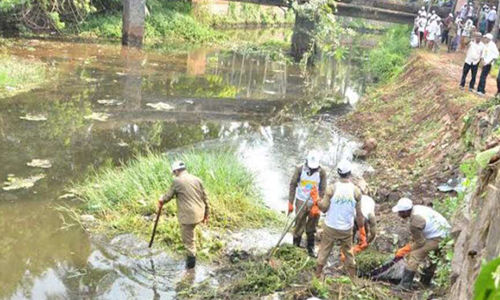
[
  {"left": 71, "top": 149, "right": 281, "bottom": 259},
  {"left": 366, "top": 25, "right": 412, "bottom": 83}
]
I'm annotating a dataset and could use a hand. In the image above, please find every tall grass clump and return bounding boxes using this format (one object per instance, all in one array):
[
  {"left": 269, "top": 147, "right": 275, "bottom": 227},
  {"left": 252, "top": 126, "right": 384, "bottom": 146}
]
[
  {"left": 72, "top": 149, "right": 281, "bottom": 258},
  {"left": 366, "top": 25, "right": 412, "bottom": 83},
  {"left": 0, "top": 54, "right": 49, "bottom": 99}
]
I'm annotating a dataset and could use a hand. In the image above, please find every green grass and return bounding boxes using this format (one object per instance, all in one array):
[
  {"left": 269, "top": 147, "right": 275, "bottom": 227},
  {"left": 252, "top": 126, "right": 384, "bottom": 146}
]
[
  {"left": 366, "top": 25, "right": 412, "bottom": 83},
  {"left": 0, "top": 54, "right": 50, "bottom": 99},
  {"left": 71, "top": 149, "right": 281, "bottom": 259}
]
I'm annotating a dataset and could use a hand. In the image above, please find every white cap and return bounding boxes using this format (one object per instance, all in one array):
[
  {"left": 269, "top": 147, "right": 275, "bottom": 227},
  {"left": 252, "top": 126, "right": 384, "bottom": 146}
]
[
  {"left": 485, "top": 33, "right": 494, "bottom": 40},
  {"left": 392, "top": 198, "right": 413, "bottom": 212},
  {"left": 306, "top": 151, "right": 320, "bottom": 169},
  {"left": 337, "top": 159, "right": 352, "bottom": 175},
  {"left": 171, "top": 161, "right": 186, "bottom": 172}
]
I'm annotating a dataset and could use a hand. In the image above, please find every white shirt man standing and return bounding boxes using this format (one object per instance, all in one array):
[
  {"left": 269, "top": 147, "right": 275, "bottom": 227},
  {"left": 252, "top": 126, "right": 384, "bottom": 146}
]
[
  {"left": 487, "top": 6, "right": 497, "bottom": 32},
  {"left": 477, "top": 33, "right": 499, "bottom": 96},
  {"left": 460, "top": 32, "right": 484, "bottom": 91}
]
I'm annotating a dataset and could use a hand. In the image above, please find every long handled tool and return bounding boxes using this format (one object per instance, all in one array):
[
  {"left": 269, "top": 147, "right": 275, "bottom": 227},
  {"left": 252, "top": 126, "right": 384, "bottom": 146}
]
[
  {"left": 149, "top": 203, "right": 164, "bottom": 248},
  {"left": 268, "top": 198, "right": 309, "bottom": 258}
]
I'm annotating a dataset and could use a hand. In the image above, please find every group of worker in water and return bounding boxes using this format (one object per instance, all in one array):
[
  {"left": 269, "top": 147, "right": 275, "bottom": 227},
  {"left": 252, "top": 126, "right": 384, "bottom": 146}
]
[{"left": 157, "top": 151, "right": 451, "bottom": 292}]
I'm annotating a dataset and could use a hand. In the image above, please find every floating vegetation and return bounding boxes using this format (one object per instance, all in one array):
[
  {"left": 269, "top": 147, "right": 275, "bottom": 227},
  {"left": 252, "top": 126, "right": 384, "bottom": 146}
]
[
  {"left": 84, "top": 112, "right": 111, "bottom": 121},
  {"left": 26, "top": 159, "right": 52, "bottom": 169},
  {"left": 19, "top": 114, "right": 47, "bottom": 121},
  {"left": 3, "top": 174, "right": 45, "bottom": 191},
  {"left": 146, "top": 102, "right": 175, "bottom": 111},
  {"left": 97, "top": 99, "right": 124, "bottom": 106}
]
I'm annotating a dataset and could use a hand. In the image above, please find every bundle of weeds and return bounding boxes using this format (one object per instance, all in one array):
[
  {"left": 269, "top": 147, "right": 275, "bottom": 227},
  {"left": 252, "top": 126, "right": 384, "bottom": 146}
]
[
  {"left": 355, "top": 248, "right": 393, "bottom": 275},
  {"left": 72, "top": 149, "right": 281, "bottom": 259},
  {"left": 308, "top": 276, "right": 396, "bottom": 300},
  {"left": 224, "top": 245, "right": 315, "bottom": 296}
]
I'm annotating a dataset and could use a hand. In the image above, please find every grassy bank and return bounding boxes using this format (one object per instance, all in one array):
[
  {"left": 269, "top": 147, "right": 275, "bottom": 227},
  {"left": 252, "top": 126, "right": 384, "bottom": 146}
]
[
  {"left": 0, "top": 41, "right": 51, "bottom": 99},
  {"left": 71, "top": 149, "right": 281, "bottom": 259}
]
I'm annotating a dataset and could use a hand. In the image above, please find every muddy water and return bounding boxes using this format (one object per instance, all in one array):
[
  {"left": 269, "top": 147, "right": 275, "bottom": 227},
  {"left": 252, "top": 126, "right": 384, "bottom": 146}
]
[{"left": 0, "top": 29, "right": 371, "bottom": 299}]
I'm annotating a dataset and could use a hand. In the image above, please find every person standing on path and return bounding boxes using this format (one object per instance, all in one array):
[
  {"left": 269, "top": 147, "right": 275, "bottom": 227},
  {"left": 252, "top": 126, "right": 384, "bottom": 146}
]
[
  {"left": 288, "top": 151, "right": 327, "bottom": 257},
  {"left": 460, "top": 32, "right": 484, "bottom": 91},
  {"left": 442, "top": 13, "right": 453, "bottom": 44},
  {"left": 392, "top": 198, "right": 450, "bottom": 291},
  {"left": 158, "top": 161, "right": 209, "bottom": 270},
  {"left": 487, "top": 6, "right": 497, "bottom": 32},
  {"left": 477, "top": 33, "right": 499, "bottom": 96},
  {"left": 448, "top": 18, "right": 458, "bottom": 52},
  {"left": 315, "top": 160, "right": 364, "bottom": 278}
]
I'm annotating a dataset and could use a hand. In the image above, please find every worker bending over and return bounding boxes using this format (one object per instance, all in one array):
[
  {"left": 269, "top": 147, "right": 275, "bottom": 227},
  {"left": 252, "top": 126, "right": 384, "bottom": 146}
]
[
  {"left": 288, "top": 151, "right": 327, "bottom": 257},
  {"left": 392, "top": 198, "right": 450, "bottom": 291},
  {"left": 316, "top": 160, "right": 364, "bottom": 277},
  {"left": 158, "top": 161, "right": 209, "bottom": 270}
]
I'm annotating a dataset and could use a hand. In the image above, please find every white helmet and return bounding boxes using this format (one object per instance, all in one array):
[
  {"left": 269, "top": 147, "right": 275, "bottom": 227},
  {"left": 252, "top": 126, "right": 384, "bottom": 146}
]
[
  {"left": 485, "top": 33, "right": 494, "bottom": 40},
  {"left": 392, "top": 198, "right": 413, "bottom": 212},
  {"left": 306, "top": 151, "right": 321, "bottom": 169},
  {"left": 337, "top": 159, "right": 352, "bottom": 175},
  {"left": 171, "top": 161, "right": 186, "bottom": 172}
]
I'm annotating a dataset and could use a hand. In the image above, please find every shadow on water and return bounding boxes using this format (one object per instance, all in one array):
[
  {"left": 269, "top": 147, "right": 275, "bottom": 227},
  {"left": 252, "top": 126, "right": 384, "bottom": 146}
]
[{"left": 0, "top": 31, "right": 372, "bottom": 299}]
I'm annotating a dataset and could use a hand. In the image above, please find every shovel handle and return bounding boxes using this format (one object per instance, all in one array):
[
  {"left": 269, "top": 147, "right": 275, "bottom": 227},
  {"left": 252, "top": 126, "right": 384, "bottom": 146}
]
[{"left": 148, "top": 203, "right": 163, "bottom": 248}]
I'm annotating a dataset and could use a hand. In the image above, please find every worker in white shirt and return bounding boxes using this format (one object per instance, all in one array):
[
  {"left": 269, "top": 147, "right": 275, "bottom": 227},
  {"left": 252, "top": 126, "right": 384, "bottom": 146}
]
[
  {"left": 477, "top": 33, "right": 499, "bottom": 96},
  {"left": 417, "top": 13, "right": 428, "bottom": 47},
  {"left": 460, "top": 32, "right": 484, "bottom": 91},
  {"left": 427, "top": 18, "right": 440, "bottom": 51},
  {"left": 487, "top": 6, "right": 497, "bottom": 32}
]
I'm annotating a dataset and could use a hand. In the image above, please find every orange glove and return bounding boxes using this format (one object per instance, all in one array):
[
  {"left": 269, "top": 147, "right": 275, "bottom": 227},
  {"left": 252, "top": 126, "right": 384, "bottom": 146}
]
[
  {"left": 309, "top": 187, "right": 320, "bottom": 217},
  {"left": 358, "top": 227, "right": 367, "bottom": 246},
  {"left": 395, "top": 243, "right": 412, "bottom": 258},
  {"left": 157, "top": 199, "right": 164, "bottom": 212},
  {"left": 340, "top": 250, "right": 346, "bottom": 262},
  {"left": 288, "top": 202, "right": 294, "bottom": 215}
]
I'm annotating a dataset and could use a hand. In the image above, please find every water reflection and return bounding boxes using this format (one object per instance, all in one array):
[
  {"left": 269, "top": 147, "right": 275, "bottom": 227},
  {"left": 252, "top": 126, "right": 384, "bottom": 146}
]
[{"left": 0, "top": 34, "right": 372, "bottom": 299}]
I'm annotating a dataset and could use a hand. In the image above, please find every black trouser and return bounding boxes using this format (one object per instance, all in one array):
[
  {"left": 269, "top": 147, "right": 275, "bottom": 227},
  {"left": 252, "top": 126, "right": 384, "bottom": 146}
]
[
  {"left": 488, "top": 20, "right": 495, "bottom": 32},
  {"left": 441, "top": 30, "right": 449, "bottom": 44},
  {"left": 478, "top": 64, "right": 492, "bottom": 93},
  {"left": 419, "top": 31, "right": 424, "bottom": 46},
  {"left": 460, "top": 62, "right": 479, "bottom": 89}
]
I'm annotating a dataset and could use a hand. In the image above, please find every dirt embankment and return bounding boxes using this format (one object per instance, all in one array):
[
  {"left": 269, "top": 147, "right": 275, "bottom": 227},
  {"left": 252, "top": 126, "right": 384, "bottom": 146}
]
[
  {"left": 338, "top": 52, "right": 483, "bottom": 205},
  {"left": 338, "top": 51, "right": 500, "bottom": 298}
]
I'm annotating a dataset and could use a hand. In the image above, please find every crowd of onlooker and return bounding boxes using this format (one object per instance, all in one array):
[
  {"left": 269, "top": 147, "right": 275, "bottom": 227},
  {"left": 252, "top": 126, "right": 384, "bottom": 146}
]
[
  {"left": 411, "top": 3, "right": 497, "bottom": 52},
  {"left": 410, "top": 2, "right": 500, "bottom": 97}
]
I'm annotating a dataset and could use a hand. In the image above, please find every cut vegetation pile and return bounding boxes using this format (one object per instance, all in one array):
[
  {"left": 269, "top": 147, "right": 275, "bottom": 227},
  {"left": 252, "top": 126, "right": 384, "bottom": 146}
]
[{"left": 71, "top": 149, "right": 281, "bottom": 259}]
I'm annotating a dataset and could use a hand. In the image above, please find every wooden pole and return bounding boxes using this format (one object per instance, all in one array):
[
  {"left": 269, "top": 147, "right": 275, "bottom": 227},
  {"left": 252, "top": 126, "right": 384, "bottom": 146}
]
[{"left": 148, "top": 203, "right": 163, "bottom": 248}]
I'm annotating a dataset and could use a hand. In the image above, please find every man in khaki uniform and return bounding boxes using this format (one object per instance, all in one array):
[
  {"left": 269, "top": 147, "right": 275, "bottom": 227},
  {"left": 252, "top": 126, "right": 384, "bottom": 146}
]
[
  {"left": 392, "top": 198, "right": 450, "bottom": 290},
  {"left": 316, "top": 160, "right": 364, "bottom": 278},
  {"left": 158, "top": 161, "right": 209, "bottom": 270},
  {"left": 288, "top": 151, "right": 327, "bottom": 257}
]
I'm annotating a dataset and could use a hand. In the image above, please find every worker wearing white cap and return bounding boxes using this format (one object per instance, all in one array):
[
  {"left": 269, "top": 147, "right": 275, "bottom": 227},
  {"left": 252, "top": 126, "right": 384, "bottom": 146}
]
[
  {"left": 392, "top": 198, "right": 450, "bottom": 291},
  {"left": 477, "top": 33, "right": 499, "bottom": 96},
  {"left": 288, "top": 150, "right": 327, "bottom": 257},
  {"left": 158, "top": 160, "right": 209, "bottom": 270},
  {"left": 315, "top": 159, "right": 364, "bottom": 278}
]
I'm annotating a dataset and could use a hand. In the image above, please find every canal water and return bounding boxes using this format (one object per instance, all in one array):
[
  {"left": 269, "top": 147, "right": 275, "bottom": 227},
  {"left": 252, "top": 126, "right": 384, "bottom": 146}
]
[{"left": 0, "top": 28, "right": 372, "bottom": 299}]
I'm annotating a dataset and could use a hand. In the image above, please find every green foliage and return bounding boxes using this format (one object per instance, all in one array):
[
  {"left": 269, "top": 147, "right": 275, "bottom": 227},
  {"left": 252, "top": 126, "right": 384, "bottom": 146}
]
[
  {"left": 71, "top": 149, "right": 281, "bottom": 259},
  {"left": 228, "top": 245, "right": 315, "bottom": 295},
  {"left": 366, "top": 25, "right": 412, "bottom": 83},
  {"left": 474, "top": 257, "right": 500, "bottom": 300},
  {"left": 355, "top": 249, "right": 393, "bottom": 275}
]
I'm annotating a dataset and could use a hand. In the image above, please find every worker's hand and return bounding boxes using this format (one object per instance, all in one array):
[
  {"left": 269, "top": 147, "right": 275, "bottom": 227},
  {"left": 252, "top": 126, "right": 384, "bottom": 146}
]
[
  {"left": 309, "top": 204, "right": 320, "bottom": 218},
  {"left": 288, "top": 202, "right": 294, "bottom": 215},
  {"left": 203, "top": 213, "right": 209, "bottom": 224},
  {"left": 310, "top": 186, "right": 318, "bottom": 204},
  {"left": 157, "top": 199, "right": 164, "bottom": 211},
  {"left": 395, "top": 243, "right": 412, "bottom": 258},
  {"left": 358, "top": 227, "right": 367, "bottom": 245}
]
